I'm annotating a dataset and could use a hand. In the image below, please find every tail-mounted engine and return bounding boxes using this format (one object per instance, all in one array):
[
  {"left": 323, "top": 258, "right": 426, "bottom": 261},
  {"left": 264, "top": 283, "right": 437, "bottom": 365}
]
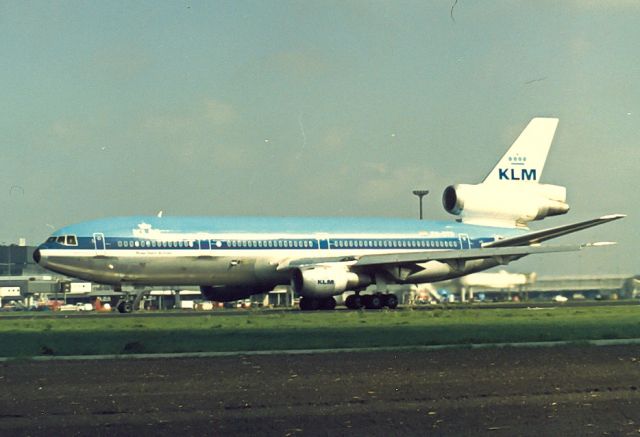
[{"left": 442, "top": 183, "right": 569, "bottom": 227}]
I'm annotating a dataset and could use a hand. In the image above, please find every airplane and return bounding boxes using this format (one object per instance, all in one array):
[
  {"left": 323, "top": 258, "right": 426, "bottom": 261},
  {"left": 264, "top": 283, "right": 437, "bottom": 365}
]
[{"left": 33, "top": 117, "right": 624, "bottom": 312}]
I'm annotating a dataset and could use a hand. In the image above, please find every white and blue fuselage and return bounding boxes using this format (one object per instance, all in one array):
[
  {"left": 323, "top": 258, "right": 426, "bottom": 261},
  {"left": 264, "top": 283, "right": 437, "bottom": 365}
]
[{"left": 35, "top": 215, "right": 522, "bottom": 289}]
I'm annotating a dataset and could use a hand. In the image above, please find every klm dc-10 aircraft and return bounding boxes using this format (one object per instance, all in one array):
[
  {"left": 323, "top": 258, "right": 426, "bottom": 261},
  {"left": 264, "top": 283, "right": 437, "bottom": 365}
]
[{"left": 34, "top": 118, "right": 624, "bottom": 312}]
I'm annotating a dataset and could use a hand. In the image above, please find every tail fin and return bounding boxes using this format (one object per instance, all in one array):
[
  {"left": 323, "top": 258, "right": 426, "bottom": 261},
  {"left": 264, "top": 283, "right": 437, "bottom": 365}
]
[{"left": 483, "top": 117, "right": 559, "bottom": 184}]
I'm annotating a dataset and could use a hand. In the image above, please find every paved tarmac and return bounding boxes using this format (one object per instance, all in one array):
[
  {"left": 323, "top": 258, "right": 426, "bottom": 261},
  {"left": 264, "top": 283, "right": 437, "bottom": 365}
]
[{"left": 1, "top": 345, "right": 639, "bottom": 436}]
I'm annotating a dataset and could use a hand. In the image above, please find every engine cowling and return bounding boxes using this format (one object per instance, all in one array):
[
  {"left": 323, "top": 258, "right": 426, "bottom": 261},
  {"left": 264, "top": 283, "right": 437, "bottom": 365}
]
[
  {"left": 291, "top": 266, "right": 371, "bottom": 298},
  {"left": 442, "top": 183, "right": 569, "bottom": 226},
  {"left": 200, "top": 285, "right": 262, "bottom": 302}
]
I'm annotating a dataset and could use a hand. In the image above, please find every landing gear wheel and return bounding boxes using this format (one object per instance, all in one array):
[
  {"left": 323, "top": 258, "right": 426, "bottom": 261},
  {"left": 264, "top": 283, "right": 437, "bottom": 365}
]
[
  {"left": 384, "top": 294, "right": 399, "bottom": 309},
  {"left": 364, "top": 294, "right": 383, "bottom": 310},
  {"left": 345, "top": 294, "right": 363, "bottom": 310},
  {"left": 117, "top": 301, "right": 133, "bottom": 314},
  {"left": 299, "top": 297, "right": 320, "bottom": 311},
  {"left": 361, "top": 295, "right": 372, "bottom": 308},
  {"left": 320, "top": 297, "right": 336, "bottom": 310}
]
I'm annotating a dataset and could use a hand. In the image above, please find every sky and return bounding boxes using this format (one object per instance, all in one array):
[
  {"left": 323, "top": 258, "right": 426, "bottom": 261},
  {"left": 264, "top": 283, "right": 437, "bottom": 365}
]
[{"left": 1, "top": 1, "right": 637, "bottom": 276}]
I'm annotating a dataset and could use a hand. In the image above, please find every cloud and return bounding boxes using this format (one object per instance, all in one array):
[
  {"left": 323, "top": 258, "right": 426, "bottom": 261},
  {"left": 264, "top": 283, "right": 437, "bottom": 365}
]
[
  {"left": 140, "top": 98, "right": 239, "bottom": 136},
  {"left": 51, "top": 121, "right": 78, "bottom": 138},
  {"left": 363, "top": 162, "right": 388, "bottom": 175},
  {"left": 267, "top": 51, "right": 329, "bottom": 76},
  {"left": 351, "top": 164, "right": 439, "bottom": 207},
  {"left": 140, "top": 113, "right": 194, "bottom": 135},
  {"left": 49, "top": 120, "right": 90, "bottom": 146},
  {"left": 567, "top": 35, "right": 591, "bottom": 60},
  {"left": 564, "top": 0, "right": 640, "bottom": 9},
  {"left": 203, "top": 99, "right": 238, "bottom": 125},
  {"left": 90, "top": 45, "right": 151, "bottom": 80},
  {"left": 319, "top": 127, "right": 351, "bottom": 152}
]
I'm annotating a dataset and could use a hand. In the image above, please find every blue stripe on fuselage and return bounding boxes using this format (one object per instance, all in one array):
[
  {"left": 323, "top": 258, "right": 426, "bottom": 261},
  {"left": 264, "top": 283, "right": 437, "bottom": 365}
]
[
  {"left": 40, "top": 235, "right": 500, "bottom": 252},
  {"left": 41, "top": 216, "right": 526, "bottom": 252}
]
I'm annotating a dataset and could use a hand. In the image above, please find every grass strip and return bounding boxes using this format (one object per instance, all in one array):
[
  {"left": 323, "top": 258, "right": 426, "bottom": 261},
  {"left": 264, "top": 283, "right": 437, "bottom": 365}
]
[{"left": 0, "top": 306, "right": 639, "bottom": 357}]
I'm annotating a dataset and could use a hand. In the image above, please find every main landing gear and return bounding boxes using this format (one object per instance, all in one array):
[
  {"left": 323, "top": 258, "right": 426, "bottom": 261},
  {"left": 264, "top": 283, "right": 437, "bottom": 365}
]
[
  {"left": 345, "top": 293, "right": 398, "bottom": 310},
  {"left": 299, "top": 293, "right": 399, "bottom": 311}
]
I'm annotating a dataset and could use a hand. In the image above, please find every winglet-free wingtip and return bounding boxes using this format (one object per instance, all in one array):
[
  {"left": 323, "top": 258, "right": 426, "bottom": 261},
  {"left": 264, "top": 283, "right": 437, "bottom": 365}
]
[
  {"left": 582, "top": 241, "right": 618, "bottom": 248},
  {"left": 600, "top": 214, "right": 626, "bottom": 220}
]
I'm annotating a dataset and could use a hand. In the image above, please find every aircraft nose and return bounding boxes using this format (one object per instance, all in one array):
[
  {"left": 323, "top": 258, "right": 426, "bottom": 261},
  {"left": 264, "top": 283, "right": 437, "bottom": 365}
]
[{"left": 33, "top": 248, "right": 41, "bottom": 264}]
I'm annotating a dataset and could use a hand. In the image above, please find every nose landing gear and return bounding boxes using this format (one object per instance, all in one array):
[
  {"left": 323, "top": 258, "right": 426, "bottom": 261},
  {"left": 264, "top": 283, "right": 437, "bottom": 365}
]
[{"left": 115, "top": 289, "right": 149, "bottom": 313}]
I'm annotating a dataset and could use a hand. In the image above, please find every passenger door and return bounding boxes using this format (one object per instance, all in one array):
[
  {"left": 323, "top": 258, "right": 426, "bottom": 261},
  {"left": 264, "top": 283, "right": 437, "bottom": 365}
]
[
  {"left": 93, "top": 233, "right": 106, "bottom": 256},
  {"left": 459, "top": 234, "right": 471, "bottom": 249}
]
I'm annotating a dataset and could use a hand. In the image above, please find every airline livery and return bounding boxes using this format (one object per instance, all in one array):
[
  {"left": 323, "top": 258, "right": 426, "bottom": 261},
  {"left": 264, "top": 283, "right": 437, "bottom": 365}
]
[{"left": 34, "top": 118, "right": 624, "bottom": 312}]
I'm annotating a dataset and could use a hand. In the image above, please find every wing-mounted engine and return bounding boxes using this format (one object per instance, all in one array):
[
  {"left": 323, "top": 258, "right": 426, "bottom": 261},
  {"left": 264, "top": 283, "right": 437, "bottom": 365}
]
[
  {"left": 443, "top": 183, "right": 569, "bottom": 227},
  {"left": 291, "top": 265, "right": 371, "bottom": 298}
]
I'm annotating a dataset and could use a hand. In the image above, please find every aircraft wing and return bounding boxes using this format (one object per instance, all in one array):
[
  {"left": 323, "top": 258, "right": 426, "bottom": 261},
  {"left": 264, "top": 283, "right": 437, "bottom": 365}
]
[
  {"left": 482, "top": 214, "right": 625, "bottom": 248},
  {"left": 278, "top": 243, "right": 599, "bottom": 271},
  {"left": 351, "top": 244, "right": 584, "bottom": 267},
  {"left": 277, "top": 214, "right": 623, "bottom": 271}
]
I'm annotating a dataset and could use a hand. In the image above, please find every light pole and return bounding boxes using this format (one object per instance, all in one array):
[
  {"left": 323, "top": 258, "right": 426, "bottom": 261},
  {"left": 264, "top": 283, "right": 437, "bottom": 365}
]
[{"left": 412, "top": 190, "right": 430, "bottom": 220}]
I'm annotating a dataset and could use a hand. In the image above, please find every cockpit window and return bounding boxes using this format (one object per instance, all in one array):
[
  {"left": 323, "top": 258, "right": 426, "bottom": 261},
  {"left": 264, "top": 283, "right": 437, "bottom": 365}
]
[{"left": 52, "top": 235, "right": 78, "bottom": 246}]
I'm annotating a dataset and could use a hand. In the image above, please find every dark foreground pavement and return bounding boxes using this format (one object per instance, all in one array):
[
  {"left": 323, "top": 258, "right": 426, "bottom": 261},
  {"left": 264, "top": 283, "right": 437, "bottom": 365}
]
[{"left": 1, "top": 345, "right": 639, "bottom": 436}]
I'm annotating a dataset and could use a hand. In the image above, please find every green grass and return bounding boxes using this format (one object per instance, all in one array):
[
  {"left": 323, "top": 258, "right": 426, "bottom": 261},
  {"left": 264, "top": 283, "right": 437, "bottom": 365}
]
[{"left": 0, "top": 306, "right": 639, "bottom": 357}]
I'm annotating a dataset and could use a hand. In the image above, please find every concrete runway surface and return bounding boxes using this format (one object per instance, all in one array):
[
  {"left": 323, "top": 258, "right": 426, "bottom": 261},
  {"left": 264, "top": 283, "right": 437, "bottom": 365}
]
[{"left": 1, "top": 345, "right": 639, "bottom": 436}]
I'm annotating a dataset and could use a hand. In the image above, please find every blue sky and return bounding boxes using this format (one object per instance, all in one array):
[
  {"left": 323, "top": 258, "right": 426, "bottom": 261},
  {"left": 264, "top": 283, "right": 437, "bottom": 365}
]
[{"left": 1, "top": 1, "right": 637, "bottom": 275}]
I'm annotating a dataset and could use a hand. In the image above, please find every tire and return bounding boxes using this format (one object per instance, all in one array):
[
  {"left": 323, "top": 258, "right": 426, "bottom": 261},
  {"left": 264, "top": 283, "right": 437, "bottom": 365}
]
[
  {"left": 117, "top": 301, "right": 133, "bottom": 313},
  {"left": 385, "top": 294, "right": 398, "bottom": 309},
  {"left": 300, "top": 297, "right": 320, "bottom": 311},
  {"left": 370, "top": 295, "right": 383, "bottom": 309},
  {"left": 365, "top": 294, "right": 383, "bottom": 310},
  {"left": 352, "top": 294, "right": 363, "bottom": 309},
  {"left": 362, "top": 295, "right": 372, "bottom": 309},
  {"left": 320, "top": 297, "right": 336, "bottom": 310},
  {"left": 345, "top": 295, "right": 355, "bottom": 309},
  {"left": 299, "top": 297, "right": 310, "bottom": 311},
  {"left": 345, "top": 295, "right": 363, "bottom": 310}
]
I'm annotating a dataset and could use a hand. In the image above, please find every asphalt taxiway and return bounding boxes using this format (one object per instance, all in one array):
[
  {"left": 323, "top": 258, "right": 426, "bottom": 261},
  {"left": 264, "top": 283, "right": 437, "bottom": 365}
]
[{"left": 1, "top": 344, "right": 639, "bottom": 436}]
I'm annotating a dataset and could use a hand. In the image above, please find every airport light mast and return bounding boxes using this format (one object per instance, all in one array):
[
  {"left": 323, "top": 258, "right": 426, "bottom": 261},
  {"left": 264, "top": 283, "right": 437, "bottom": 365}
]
[{"left": 412, "top": 190, "right": 430, "bottom": 220}]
